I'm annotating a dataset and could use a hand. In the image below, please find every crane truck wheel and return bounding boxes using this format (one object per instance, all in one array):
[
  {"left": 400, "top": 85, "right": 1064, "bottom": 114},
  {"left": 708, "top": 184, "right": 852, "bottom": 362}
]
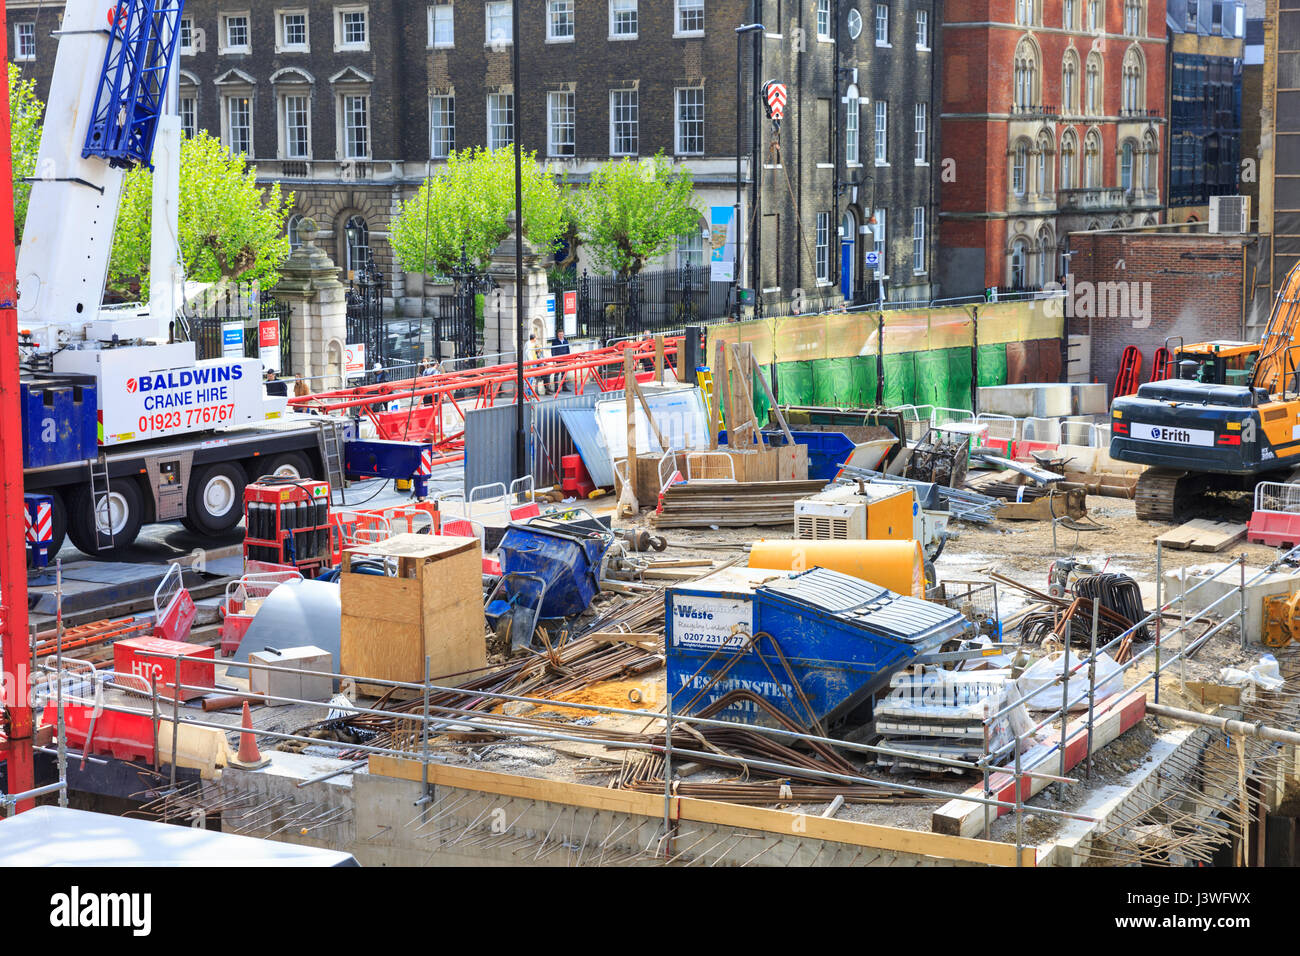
[
  {"left": 250, "top": 451, "right": 313, "bottom": 483},
  {"left": 66, "top": 480, "right": 145, "bottom": 557},
  {"left": 184, "top": 463, "right": 247, "bottom": 536}
]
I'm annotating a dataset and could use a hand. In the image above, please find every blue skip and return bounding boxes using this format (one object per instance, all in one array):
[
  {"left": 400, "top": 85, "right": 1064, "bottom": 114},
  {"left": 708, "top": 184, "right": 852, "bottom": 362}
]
[{"left": 667, "top": 566, "right": 973, "bottom": 732}]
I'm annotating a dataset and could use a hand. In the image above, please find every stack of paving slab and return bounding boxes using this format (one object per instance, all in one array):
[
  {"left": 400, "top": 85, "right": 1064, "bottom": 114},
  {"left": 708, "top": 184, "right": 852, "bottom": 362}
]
[{"left": 873, "top": 667, "right": 1031, "bottom": 773}]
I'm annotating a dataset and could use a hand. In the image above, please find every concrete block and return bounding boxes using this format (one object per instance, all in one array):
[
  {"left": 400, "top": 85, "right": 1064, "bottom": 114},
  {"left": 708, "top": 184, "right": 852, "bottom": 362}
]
[
  {"left": 978, "top": 383, "right": 1109, "bottom": 418},
  {"left": 250, "top": 645, "right": 333, "bottom": 705},
  {"left": 978, "top": 383, "right": 1074, "bottom": 418},
  {"left": 1163, "top": 563, "right": 1300, "bottom": 642}
]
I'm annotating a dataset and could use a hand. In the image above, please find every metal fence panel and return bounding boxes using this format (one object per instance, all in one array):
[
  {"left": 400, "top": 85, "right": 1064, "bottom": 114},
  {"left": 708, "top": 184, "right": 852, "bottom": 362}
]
[
  {"left": 531, "top": 387, "right": 626, "bottom": 488},
  {"left": 464, "top": 401, "right": 533, "bottom": 497}
]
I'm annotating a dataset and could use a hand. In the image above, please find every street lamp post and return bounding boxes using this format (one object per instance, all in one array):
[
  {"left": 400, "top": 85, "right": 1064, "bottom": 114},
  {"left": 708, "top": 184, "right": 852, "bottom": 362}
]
[
  {"left": 733, "top": 23, "right": 764, "bottom": 320},
  {"left": 512, "top": 0, "right": 526, "bottom": 483}
]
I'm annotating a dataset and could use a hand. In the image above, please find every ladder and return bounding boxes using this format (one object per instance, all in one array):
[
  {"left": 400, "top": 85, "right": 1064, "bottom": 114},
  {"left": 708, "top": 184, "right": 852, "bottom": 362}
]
[
  {"left": 88, "top": 455, "right": 114, "bottom": 551},
  {"left": 314, "top": 417, "right": 348, "bottom": 506}
]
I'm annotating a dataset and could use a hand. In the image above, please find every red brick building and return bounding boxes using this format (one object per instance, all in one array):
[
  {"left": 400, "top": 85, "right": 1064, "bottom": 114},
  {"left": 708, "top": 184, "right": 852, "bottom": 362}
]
[
  {"left": 937, "top": 0, "right": 1169, "bottom": 297},
  {"left": 1068, "top": 229, "right": 1251, "bottom": 392}
]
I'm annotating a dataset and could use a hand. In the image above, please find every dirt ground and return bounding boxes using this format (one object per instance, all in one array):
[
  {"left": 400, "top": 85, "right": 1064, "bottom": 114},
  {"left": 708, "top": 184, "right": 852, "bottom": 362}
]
[{"left": 453, "top": 487, "right": 1288, "bottom": 845}]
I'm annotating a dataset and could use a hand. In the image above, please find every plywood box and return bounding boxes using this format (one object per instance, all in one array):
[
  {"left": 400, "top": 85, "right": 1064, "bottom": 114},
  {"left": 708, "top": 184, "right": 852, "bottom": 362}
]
[{"left": 340, "top": 534, "right": 486, "bottom": 695}]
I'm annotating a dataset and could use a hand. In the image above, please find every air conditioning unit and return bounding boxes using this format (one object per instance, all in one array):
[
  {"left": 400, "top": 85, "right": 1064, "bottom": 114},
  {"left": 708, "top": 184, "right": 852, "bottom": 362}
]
[{"left": 1209, "top": 195, "right": 1250, "bottom": 235}]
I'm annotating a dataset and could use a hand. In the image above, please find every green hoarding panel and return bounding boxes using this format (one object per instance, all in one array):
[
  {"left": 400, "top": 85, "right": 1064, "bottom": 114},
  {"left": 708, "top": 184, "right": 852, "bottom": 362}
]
[
  {"left": 775, "top": 361, "right": 814, "bottom": 405},
  {"left": 977, "top": 343, "right": 1008, "bottom": 387},
  {"left": 913, "top": 349, "right": 948, "bottom": 409},
  {"left": 812, "top": 358, "right": 854, "bottom": 406},
  {"left": 946, "top": 348, "right": 974, "bottom": 410},
  {"left": 849, "top": 356, "right": 878, "bottom": 408},
  {"left": 751, "top": 365, "right": 772, "bottom": 425},
  {"left": 882, "top": 353, "right": 916, "bottom": 407}
]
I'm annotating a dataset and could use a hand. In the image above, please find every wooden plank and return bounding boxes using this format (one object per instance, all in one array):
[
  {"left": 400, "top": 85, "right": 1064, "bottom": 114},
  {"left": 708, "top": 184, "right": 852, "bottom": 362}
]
[
  {"left": 1183, "top": 680, "right": 1244, "bottom": 707},
  {"left": 588, "top": 631, "right": 662, "bottom": 650},
  {"left": 710, "top": 339, "right": 725, "bottom": 450},
  {"left": 1155, "top": 519, "right": 1247, "bottom": 553},
  {"left": 618, "top": 351, "right": 639, "bottom": 516},
  {"left": 932, "top": 691, "right": 1147, "bottom": 838},
  {"left": 368, "top": 756, "right": 1032, "bottom": 866}
]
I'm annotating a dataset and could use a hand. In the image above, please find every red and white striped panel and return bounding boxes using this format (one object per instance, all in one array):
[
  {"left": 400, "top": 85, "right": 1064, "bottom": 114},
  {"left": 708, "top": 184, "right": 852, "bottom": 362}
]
[{"left": 26, "top": 501, "right": 53, "bottom": 544}]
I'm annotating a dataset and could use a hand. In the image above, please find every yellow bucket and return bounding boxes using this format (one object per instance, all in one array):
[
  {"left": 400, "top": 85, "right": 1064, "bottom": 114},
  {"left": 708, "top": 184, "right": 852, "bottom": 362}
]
[{"left": 748, "top": 539, "right": 926, "bottom": 597}]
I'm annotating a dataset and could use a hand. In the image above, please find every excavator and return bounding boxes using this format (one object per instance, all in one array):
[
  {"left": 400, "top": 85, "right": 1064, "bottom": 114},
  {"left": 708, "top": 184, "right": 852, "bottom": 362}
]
[{"left": 1110, "top": 261, "right": 1300, "bottom": 521}]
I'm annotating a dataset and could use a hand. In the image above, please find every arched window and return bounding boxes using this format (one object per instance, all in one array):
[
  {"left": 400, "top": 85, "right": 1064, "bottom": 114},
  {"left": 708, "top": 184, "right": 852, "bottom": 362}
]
[
  {"left": 1142, "top": 130, "right": 1157, "bottom": 192},
  {"left": 344, "top": 215, "right": 370, "bottom": 276},
  {"left": 1084, "top": 128, "right": 1101, "bottom": 187},
  {"left": 1123, "top": 0, "right": 1142, "bottom": 35},
  {"left": 1062, "top": 51, "right": 1079, "bottom": 114},
  {"left": 1035, "top": 129, "right": 1054, "bottom": 195},
  {"left": 1010, "top": 238, "right": 1030, "bottom": 288},
  {"left": 1012, "top": 139, "right": 1030, "bottom": 196},
  {"left": 1121, "top": 47, "right": 1144, "bottom": 115},
  {"left": 1060, "top": 128, "right": 1078, "bottom": 188},
  {"left": 1013, "top": 38, "right": 1040, "bottom": 111},
  {"left": 1085, "top": 52, "right": 1103, "bottom": 114},
  {"left": 1036, "top": 226, "right": 1054, "bottom": 286},
  {"left": 1120, "top": 140, "right": 1135, "bottom": 190},
  {"left": 845, "top": 83, "right": 860, "bottom": 164},
  {"left": 287, "top": 214, "right": 306, "bottom": 249}
]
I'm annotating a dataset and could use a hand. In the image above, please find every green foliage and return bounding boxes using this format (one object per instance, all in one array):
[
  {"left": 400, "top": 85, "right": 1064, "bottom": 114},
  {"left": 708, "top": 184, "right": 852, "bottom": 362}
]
[
  {"left": 391, "top": 146, "right": 569, "bottom": 275},
  {"left": 109, "top": 132, "right": 294, "bottom": 299},
  {"left": 9, "top": 64, "right": 44, "bottom": 243},
  {"left": 571, "top": 152, "right": 701, "bottom": 276}
]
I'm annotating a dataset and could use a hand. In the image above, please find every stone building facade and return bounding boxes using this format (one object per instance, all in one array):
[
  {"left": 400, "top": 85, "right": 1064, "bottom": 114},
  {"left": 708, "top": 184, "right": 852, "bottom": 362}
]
[{"left": 8, "top": 0, "right": 947, "bottom": 314}]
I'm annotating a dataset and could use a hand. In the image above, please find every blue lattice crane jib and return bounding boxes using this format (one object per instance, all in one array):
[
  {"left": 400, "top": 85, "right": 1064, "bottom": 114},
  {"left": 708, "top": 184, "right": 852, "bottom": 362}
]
[{"left": 82, "top": 0, "right": 187, "bottom": 170}]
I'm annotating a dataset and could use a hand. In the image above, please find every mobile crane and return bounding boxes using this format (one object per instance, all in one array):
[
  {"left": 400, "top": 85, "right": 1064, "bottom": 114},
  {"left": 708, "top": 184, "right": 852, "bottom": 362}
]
[
  {"left": 1110, "top": 261, "right": 1300, "bottom": 521},
  {"left": 12, "top": 0, "right": 356, "bottom": 558}
]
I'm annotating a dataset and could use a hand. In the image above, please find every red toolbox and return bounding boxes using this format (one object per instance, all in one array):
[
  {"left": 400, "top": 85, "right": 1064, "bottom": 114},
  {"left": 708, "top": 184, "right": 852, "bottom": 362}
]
[{"left": 113, "top": 636, "right": 215, "bottom": 701}]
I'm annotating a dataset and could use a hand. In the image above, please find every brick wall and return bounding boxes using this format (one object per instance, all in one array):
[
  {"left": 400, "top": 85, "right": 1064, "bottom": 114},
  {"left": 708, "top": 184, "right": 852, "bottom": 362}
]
[{"left": 1067, "top": 230, "right": 1251, "bottom": 395}]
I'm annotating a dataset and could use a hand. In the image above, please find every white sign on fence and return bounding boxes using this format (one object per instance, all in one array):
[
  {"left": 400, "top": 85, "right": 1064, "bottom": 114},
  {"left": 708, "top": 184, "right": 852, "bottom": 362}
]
[{"left": 344, "top": 343, "right": 367, "bottom": 379}]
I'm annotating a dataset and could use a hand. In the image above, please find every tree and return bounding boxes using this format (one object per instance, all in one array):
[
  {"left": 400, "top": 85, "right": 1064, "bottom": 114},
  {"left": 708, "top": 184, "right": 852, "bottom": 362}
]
[
  {"left": 391, "top": 146, "right": 569, "bottom": 276},
  {"left": 9, "top": 63, "right": 44, "bottom": 243},
  {"left": 572, "top": 152, "right": 701, "bottom": 276},
  {"left": 109, "top": 132, "right": 294, "bottom": 299}
]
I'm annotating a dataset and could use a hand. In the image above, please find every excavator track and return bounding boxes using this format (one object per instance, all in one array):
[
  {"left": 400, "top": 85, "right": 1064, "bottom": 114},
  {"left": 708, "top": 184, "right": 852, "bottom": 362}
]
[{"left": 1134, "top": 468, "right": 1207, "bottom": 522}]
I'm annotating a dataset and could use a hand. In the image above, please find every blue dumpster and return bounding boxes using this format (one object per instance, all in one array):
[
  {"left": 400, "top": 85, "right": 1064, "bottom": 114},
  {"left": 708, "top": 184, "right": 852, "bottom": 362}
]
[{"left": 666, "top": 566, "right": 972, "bottom": 730}]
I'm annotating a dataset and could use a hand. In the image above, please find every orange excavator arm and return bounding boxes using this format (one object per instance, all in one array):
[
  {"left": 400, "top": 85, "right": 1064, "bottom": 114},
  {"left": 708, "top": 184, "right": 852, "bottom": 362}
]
[{"left": 1249, "top": 261, "right": 1300, "bottom": 395}]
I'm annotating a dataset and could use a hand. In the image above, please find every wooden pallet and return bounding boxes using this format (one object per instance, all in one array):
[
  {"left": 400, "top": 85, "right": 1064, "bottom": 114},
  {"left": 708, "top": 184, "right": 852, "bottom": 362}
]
[{"left": 1154, "top": 518, "right": 1247, "bottom": 552}]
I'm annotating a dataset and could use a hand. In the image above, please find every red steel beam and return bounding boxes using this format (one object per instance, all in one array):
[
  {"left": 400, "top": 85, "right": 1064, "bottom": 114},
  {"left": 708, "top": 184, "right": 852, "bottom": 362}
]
[
  {"left": 0, "top": 4, "right": 36, "bottom": 810},
  {"left": 294, "top": 336, "right": 682, "bottom": 459}
]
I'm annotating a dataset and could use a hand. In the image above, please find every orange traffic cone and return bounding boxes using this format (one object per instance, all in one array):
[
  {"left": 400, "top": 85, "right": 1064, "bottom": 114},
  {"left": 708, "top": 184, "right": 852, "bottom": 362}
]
[{"left": 229, "top": 700, "right": 270, "bottom": 769}]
